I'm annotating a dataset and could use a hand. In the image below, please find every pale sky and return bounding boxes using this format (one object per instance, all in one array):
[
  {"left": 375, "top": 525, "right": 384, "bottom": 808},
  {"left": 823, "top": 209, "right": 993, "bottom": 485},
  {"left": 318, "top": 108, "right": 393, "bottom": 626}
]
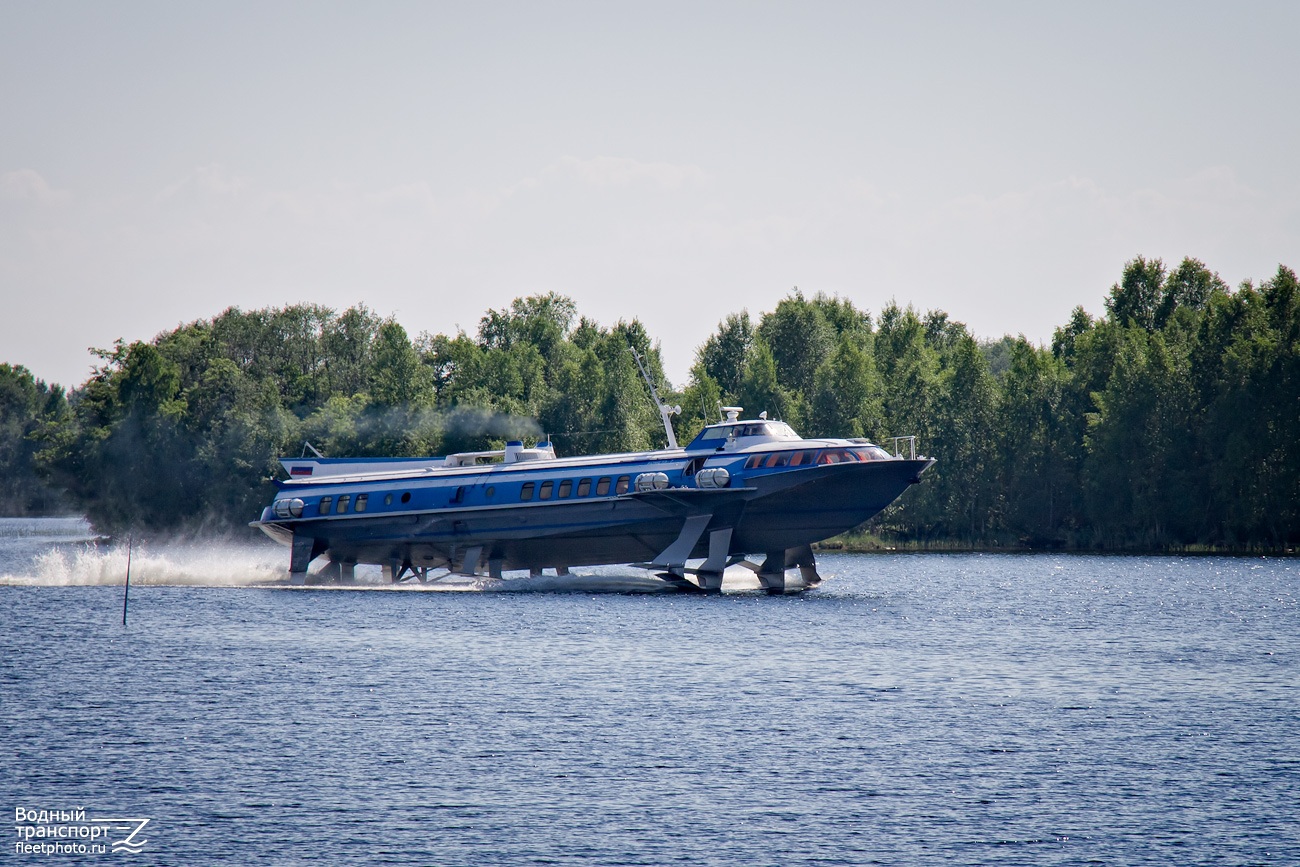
[{"left": 2, "top": 1, "right": 1296, "bottom": 390}]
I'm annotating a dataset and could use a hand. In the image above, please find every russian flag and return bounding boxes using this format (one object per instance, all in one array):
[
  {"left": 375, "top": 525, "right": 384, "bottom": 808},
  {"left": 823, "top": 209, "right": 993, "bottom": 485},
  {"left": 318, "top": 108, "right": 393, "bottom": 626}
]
[{"left": 290, "top": 466, "right": 313, "bottom": 476}]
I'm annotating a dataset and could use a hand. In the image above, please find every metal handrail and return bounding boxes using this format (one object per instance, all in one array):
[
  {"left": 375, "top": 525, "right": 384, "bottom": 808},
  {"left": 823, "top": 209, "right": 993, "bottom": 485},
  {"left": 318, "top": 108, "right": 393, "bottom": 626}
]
[{"left": 888, "top": 435, "right": 918, "bottom": 460}]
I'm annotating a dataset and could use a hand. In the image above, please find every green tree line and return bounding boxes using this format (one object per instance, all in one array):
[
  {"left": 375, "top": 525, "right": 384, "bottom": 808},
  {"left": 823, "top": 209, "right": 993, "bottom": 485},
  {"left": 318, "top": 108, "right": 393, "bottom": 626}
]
[{"left": 2, "top": 259, "right": 1296, "bottom": 550}]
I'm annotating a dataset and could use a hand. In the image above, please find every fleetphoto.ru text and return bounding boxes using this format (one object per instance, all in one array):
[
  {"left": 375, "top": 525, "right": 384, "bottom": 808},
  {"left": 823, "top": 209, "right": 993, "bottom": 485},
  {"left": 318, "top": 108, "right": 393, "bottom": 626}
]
[{"left": 14, "top": 808, "right": 150, "bottom": 857}]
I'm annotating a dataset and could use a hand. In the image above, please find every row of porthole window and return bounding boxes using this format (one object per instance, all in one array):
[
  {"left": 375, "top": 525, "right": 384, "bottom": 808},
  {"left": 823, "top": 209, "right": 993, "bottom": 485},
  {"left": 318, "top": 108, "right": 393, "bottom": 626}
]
[
  {"left": 521, "top": 475, "right": 631, "bottom": 502},
  {"left": 318, "top": 490, "right": 412, "bottom": 515},
  {"left": 317, "top": 476, "right": 646, "bottom": 513}
]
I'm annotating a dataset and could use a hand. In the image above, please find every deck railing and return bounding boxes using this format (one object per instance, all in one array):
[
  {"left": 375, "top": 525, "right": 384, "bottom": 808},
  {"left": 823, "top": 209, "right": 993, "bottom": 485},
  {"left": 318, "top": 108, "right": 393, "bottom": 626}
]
[{"left": 888, "top": 435, "right": 918, "bottom": 460}]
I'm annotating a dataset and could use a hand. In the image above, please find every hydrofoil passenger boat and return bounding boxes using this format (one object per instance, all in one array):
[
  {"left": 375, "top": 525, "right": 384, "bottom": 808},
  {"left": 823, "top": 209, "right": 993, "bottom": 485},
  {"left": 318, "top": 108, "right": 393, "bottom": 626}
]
[{"left": 252, "top": 367, "right": 934, "bottom": 593}]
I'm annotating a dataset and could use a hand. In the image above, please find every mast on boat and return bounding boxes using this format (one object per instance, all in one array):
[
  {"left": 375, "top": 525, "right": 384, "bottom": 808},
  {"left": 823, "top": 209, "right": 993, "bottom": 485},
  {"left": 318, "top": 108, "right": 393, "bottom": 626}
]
[{"left": 629, "top": 346, "right": 681, "bottom": 449}]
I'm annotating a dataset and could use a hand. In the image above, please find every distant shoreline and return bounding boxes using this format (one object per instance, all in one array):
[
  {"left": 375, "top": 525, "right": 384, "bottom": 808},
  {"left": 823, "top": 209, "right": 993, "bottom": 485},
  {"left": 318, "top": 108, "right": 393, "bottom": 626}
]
[{"left": 817, "top": 533, "right": 1299, "bottom": 557}]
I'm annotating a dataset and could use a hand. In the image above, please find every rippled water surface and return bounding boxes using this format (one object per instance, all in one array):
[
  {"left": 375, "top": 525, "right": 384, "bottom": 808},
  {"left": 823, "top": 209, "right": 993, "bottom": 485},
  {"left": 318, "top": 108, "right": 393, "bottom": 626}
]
[{"left": 2, "top": 519, "right": 1297, "bottom": 865}]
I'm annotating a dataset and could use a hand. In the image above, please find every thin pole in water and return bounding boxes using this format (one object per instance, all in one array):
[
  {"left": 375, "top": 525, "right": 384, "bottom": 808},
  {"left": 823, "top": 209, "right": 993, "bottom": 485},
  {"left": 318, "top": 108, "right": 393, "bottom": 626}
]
[{"left": 122, "top": 534, "right": 132, "bottom": 626}]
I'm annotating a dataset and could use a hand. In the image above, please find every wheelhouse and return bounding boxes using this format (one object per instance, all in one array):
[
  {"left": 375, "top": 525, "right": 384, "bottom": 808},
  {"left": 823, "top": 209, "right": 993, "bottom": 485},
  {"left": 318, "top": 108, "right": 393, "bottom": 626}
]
[{"left": 686, "top": 420, "right": 801, "bottom": 451}]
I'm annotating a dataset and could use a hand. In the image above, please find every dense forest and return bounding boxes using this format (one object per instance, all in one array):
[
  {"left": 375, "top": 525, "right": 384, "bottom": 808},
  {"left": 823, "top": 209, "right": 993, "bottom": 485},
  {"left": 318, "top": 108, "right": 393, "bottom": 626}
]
[{"left": 2, "top": 257, "right": 1297, "bottom": 551}]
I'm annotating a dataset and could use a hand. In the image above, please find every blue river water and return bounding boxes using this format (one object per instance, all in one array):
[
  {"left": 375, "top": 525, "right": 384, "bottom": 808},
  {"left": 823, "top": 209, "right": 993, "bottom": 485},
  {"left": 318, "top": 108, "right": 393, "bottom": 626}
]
[{"left": 2, "top": 518, "right": 1297, "bottom": 865}]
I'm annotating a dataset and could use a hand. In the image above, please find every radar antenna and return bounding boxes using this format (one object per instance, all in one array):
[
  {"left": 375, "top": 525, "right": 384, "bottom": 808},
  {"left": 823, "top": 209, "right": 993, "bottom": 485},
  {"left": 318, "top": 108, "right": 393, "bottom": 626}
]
[{"left": 628, "top": 346, "right": 681, "bottom": 449}]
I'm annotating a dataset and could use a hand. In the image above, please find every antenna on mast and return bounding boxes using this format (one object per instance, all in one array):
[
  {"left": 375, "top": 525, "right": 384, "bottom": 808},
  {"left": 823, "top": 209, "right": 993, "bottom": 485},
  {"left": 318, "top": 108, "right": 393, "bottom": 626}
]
[{"left": 628, "top": 346, "right": 681, "bottom": 449}]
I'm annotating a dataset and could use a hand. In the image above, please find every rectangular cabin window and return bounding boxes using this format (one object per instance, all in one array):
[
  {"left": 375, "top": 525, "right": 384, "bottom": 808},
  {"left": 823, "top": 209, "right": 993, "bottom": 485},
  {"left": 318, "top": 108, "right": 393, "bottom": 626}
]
[
  {"left": 521, "top": 482, "right": 535, "bottom": 501},
  {"left": 355, "top": 493, "right": 368, "bottom": 513},
  {"left": 596, "top": 477, "right": 611, "bottom": 496},
  {"left": 319, "top": 496, "right": 333, "bottom": 514},
  {"left": 744, "top": 454, "right": 762, "bottom": 469},
  {"left": 336, "top": 495, "right": 350, "bottom": 513},
  {"left": 790, "top": 450, "right": 813, "bottom": 466},
  {"left": 577, "top": 478, "right": 591, "bottom": 497},
  {"left": 558, "top": 480, "right": 572, "bottom": 498},
  {"left": 615, "top": 475, "right": 630, "bottom": 494},
  {"left": 539, "top": 481, "right": 554, "bottom": 500},
  {"left": 764, "top": 452, "right": 790, "bottom": 468}
]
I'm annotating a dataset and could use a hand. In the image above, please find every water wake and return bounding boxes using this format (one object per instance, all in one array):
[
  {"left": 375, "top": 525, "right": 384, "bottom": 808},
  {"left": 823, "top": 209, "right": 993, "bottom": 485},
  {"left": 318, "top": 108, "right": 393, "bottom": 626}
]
[
  {"left": 0, "top": 542, "right": 683, "bottom": 592},
  {"left": 272, "top": 569, "right": 682, "bottom": 594},
  {"left": 488, "top": 571, "right": 677, "bottom": 594},
  {"left": 0, "top": 541, "right": 288, "bottom": 587},
  {"left": 0, "top": 528, "right": 767, "bottom": 593}
]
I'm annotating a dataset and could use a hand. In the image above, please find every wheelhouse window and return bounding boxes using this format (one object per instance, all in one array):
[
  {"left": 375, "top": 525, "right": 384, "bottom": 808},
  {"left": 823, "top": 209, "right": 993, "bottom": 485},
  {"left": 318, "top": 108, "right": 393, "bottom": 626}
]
[
  {"left": 521, "top": 482, "right": 535, "bottom": 501},
  {"left": 766, "top": 422, "right": 798, "bottom": 439},
  {"left": 539, "top": 481, "right": 554, "bottom": 500},
  {"left": 558, "top": 480, "right": 572, "bottom": 498},
  {"left": 615, "top": 475, "right": 630, "bottom": 494},
  {"left": 355, "top": 493, "right": 368, "bottom": 512},
  {"left": 577, "top": 478, "right": 591, "bottom": 497},
  {"left": 319, "top": 496, "right": 333, "bottom": 514},
  {"left": 336, "top": 495, "right": 350, "bottom": 513},
  {"left": 596, "top": 477, "right": 611, "bottom": 496}
]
